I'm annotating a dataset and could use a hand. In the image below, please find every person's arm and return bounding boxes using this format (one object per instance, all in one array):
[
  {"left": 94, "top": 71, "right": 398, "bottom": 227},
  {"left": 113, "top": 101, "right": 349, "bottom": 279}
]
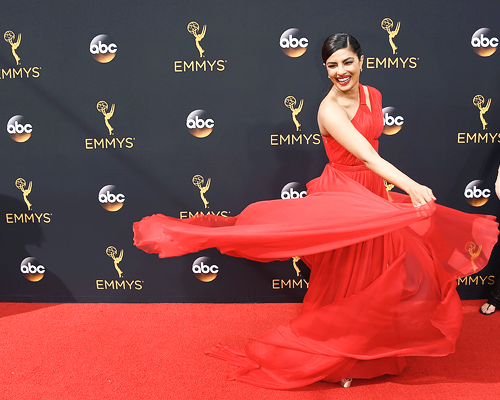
[
  {"left": 318, "top": 99, "right": 435, "bottom": 207},
  {"left": 495, "top": 165, "right": 500, "bottom": 200}
]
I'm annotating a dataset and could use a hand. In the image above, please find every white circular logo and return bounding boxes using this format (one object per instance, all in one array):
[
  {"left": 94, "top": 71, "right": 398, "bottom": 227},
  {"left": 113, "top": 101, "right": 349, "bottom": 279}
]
[
  {"left": 281, "top": 182, "right": 307, "bottom": 199},
  {"left": 90, "top": 34, "right": 118, "bottom": 63},
  {"left": 7, "top": 115, "right": 32, "bottom": 142},
  {"left": 471, "top": 28, "right": 498, "bottom": 57},
  {"left": 98, "top": 185, "right": 125, "bottom": 211},
  {"left": 279, "top": 28, "right": 308, "bottom": 57},
  {"left": 186, "top": 109, "right": 214, "bottom": 138},
  {"left": 382, "top": 107, "right": 404, "bottom": 135},
  {"left": 464, "top": 180, "right": 491, "bottom": 207},
  {"left": 192, "top": 256, "right": 219, "bottom": 282},
  {"left": 20, "top": 257, "right": 45, "bottom": 282}
]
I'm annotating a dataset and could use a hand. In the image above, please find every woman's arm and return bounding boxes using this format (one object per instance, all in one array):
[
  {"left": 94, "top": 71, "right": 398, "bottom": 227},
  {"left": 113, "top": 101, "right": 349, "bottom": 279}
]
[
  {"left": 495, "top": 164, "right": 500, "bottom": 200},
  {"left": 318, "top": 99, "right": 435, "bottom": 207}
]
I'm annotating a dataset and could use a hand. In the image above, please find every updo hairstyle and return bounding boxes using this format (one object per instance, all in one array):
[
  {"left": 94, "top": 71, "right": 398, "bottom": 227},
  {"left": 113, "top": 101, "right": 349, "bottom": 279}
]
[{"left": 321, "top": 33, "right": 362, "bottom": 63}]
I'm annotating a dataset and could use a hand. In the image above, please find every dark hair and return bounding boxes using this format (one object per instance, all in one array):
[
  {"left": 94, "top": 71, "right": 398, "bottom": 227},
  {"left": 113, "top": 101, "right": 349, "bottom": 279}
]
[{"left": 321, "top": 33, "right": 362, "bottom": 63}]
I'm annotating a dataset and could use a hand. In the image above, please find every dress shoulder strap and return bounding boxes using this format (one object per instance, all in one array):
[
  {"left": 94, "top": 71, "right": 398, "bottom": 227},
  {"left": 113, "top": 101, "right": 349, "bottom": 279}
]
[{"left": 359, "top": 83, "right": 367, "bottom": 105}]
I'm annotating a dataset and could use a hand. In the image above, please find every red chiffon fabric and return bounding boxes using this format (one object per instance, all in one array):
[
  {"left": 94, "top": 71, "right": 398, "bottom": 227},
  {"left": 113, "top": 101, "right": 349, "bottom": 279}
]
[{"left": 133, "top": 85, "right": 498, "bottom": 389}]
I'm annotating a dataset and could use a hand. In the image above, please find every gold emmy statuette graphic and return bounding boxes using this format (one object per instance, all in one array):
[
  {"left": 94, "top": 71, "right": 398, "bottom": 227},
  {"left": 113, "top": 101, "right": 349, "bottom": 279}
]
[
  {"left": 192, "top": 175, "right": 210, "bottom": 209},
  {"left": 4, "top": 30, "right": 21, "bottom": 65},
  {"left": 466, "top": 242, "right": 482, "bottom": 273},
  {"left": 292, "top": 256, "right": 302, "bottom": 277},
  {"left": 284, "top": 96, "right": 304, "bottom": 132},
  {"left": 384, "top": 180, "right": 394, "bottom": 202},
  {"left": 384, "top": 180, "right": 394, "bottom": 192},
  {"left": 106, "top": 246, "right": 124, "bottom": 278},
  {"left": 473, "top": 95, "right": 491, "bottom": 131},
  {"left": 15, "top": 178, "right": 32, "bottom": 210},
  {"left": 97, "top": 101, "right": 115, "bottom": 135},
  {"left": 187, "top": 21, "right": 206, "bottom": 58},
  {"left": 381, "top": 18, "right": 400, "bottom": 55}
]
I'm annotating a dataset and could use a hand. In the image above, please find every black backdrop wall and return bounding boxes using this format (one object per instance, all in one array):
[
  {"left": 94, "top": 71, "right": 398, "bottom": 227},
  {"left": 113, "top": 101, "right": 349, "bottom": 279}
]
[{"left": 1, "top": 0, "right": 499, "bottom": 302}]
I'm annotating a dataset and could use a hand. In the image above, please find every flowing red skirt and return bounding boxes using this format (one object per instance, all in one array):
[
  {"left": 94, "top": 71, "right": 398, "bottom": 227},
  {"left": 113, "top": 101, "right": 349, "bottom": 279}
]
[{"left": 133, "top": 164, "right": 498, "bottom": 389}]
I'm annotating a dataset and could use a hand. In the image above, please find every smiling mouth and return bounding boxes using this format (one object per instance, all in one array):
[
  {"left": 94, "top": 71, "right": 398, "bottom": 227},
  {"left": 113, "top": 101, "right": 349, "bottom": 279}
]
[{"left": 337, "top": 76, "right": 351, "bottom": 85}]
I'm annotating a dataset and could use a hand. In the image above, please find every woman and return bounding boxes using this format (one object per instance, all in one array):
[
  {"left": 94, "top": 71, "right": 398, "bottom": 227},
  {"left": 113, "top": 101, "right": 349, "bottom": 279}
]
[
  {"left": 134, "top": 33, "right": 498, "bottom": 389},
  {"left": 480, "top": 166, "right": 500, "bottom": 315}
]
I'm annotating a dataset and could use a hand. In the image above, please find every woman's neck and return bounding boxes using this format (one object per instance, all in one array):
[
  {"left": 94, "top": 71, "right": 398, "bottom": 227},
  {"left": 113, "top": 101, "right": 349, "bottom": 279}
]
[{"left": 331, "top": 83, "right": 360, "bottom": 106}]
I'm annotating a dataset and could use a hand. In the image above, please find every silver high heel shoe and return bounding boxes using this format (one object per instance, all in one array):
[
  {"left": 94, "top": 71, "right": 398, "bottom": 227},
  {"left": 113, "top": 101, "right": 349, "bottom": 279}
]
[{"left": 339, "top": 378, "right": 352, "bottom": 388}]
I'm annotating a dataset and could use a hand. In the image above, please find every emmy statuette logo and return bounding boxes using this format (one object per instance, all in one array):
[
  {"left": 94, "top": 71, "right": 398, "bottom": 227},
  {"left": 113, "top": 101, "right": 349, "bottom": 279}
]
[
  {"left": 187, "top": 21, "right": 206, "bottom": 58},
  {"left": 16, "top": 178, "right": 32, "bottom": 210},
  {"left": 193, "top": 175, "right": 210, "bottom": 209},
  {"left": 292, "top": 256, "right": 302, "bottom": 276},
  {"left": 1, "top": 31, "right": 41, "bottom": 79},
  {"left": 365, "top": 18, "right": 417, "bottom": 69},
  {"left": 6, "top": 178, "right": 52, "bottom": 224},
  {"left": 473, "top": 95, "right": 491, "bottom": 131},
  {"left": 174, "top": 21, "right": 227, "bottom": 73},
  {"left": 271, "top": 96, "right": 321, "bottom": 146},
  {"left": 179, "top": 176, "right": 230, "bottom": 219},
  {"left": 466, "top": 242, "right": 482, "bottom": 273},
  {"left": 284, "top": 96, "right": 303, "bottom": 132},
  {"left": 106, "top": 246, "right": 124, "bottom": 278},
  {"left": 381, "top": 18, "right": 400, "bottom": 55},
  {"left": 86, "top": 100, "right": 135, "bottom": 150},
  {"left": 4, "top": 30, "right": 21, "bottom": 65},
  {"left": 96, "top": 246, "right": 143, "bottom": 290},
  {"left": 97, "top": 101, "right": 115, "bottom": 135},
  {"left": 457, "top": 95, "right": 499, "bottom": 144}
]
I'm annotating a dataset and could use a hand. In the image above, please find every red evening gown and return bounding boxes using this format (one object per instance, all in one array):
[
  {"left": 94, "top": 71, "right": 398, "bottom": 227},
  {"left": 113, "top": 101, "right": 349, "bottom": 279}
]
[{"left": 133, "top": 84, "right": 498, "bottom": 389}]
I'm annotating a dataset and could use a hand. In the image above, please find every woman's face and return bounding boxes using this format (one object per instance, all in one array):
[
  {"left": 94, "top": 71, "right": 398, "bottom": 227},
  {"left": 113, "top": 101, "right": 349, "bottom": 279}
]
[{"left": 324, "top": 47, "right": 364, "bottom": 93}]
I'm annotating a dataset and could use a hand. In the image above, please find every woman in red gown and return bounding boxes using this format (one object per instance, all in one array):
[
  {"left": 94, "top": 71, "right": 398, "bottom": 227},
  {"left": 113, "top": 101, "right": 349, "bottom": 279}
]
[{"left": 133, "top": 33, "right": 498, "bottom": 389}]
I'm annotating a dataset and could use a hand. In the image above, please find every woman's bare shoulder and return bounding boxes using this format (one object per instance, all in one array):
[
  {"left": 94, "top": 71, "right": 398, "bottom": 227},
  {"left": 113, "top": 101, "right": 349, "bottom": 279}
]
[
  {"left": 318, "top": 95, "right": 351, "bottom": 125},
  {"left": 318, "top": 95, "right": 344, "bottom": 117}
]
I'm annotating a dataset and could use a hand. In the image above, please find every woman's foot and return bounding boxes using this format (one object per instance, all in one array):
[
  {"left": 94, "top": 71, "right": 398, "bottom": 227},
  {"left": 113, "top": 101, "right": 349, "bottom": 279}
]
[
  {"left": 480, "top": 302, "right": 496, "bottom": 315},
  {"left": 339, "top": 378, "right": 352, "bottom": 388}
]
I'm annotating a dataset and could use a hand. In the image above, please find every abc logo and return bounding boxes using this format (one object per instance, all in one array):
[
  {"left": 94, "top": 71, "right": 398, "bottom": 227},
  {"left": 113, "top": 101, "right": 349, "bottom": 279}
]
[
  {"left": 192, "top": 256, "right": 218, "bottom": 282},
  {"left": 280, "top": 28, "right": 308, "bottom": 58},
  {"left": 98, "top": 185, "right": 125, "bottom": 212},
  {"left": 464, "top": 180, "right": 491, "bottom": 207},
  {"left": 382, "top": 107, "right": 404, "bottom": 135},
  {"left": 281, "top": 182, "right": 307, "bottom": 199},
  {"left": 7, "top": 115, "right": 32, "bottom": 143},
  {"left": 20, "top": 257, "right": 45, "bottom": 282},
  {"left": 186, "top": 109, "right": 214, "bottom": 138},
  {"left": 90, "top": 34, "right": 118, "bottom": 63},
  {"left": 471, "top": 28, "right": 498, "bottom": 57}
]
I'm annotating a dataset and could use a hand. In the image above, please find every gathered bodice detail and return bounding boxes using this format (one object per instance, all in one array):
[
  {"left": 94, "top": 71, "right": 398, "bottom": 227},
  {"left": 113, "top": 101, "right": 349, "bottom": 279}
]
[{"left": 322, "top": 84, "right": 384, "bottom": 167}]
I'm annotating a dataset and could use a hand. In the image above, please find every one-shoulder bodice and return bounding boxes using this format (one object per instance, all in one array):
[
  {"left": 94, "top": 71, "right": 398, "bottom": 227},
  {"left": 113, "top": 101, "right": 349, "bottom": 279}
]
[{"left": 322, "top": 84, "right": 384, "bottom": 166}]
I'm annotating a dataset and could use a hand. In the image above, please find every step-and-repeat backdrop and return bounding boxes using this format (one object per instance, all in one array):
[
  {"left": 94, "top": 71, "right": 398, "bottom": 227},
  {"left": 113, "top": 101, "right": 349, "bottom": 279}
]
[{"left": 1, "top": 0, "right": 499, "bottom": 302}]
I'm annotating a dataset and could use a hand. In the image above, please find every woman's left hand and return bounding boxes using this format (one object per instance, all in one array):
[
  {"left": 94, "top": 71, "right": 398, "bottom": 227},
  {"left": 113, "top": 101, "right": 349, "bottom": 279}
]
[{"left": 407, "top": 184, "right": 436, "bottom": 208}]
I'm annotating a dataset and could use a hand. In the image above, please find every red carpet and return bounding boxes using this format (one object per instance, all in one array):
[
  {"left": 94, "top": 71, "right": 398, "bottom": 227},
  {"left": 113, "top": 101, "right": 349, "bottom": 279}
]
[{"left": 0, "top": 300, "right": 499, "bottom": 399}]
